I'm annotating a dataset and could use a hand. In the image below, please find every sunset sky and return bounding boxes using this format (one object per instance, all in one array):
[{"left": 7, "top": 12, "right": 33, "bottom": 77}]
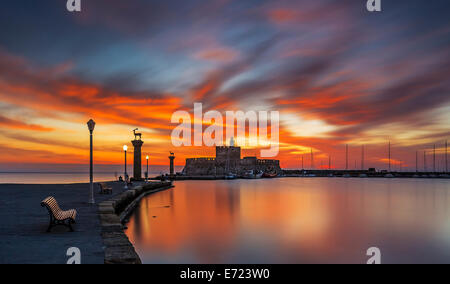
[{"left": 0, "top": 0, "right": 449, "bottom": 172}]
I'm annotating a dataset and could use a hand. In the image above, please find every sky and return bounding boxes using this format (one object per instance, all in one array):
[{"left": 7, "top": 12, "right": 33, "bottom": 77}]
[{"left": 0, "top": 0, "right": 449, "bottom": 172}]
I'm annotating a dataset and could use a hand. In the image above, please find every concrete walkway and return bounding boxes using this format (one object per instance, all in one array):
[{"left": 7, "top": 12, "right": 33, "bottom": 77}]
[{"left": 0, "top": 181, "right": 129, "bottom": 264}]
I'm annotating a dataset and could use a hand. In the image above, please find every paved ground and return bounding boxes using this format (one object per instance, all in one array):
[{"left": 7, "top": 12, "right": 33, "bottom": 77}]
[{"left": 0, "top": 181, "right": 130, "bottom": 264}]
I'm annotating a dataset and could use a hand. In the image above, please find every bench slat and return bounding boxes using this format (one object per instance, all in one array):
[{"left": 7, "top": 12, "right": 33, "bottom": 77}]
[{"left": 41, "top": 197, "right": 77, "bottom": 221}]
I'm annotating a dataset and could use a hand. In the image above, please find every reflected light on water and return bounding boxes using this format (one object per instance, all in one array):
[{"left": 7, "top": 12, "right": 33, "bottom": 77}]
[{"left": 125, "top": 178, "right": 450, "bottom": 264}]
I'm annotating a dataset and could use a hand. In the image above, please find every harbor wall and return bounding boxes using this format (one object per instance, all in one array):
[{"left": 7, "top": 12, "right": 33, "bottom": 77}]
[
  {"left": 98, "top": 181, "right": 173, "bottom": 264},
  {"left": 183, "top": 157, "right": 281, "bottom": 175}
]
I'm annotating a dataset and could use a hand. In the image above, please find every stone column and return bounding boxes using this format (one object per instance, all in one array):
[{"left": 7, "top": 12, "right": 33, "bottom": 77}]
[
  {"left": 132, "top": 139, "right": 144, "bottom": 180},
  {"left": 169, "top": 153, "right": 175, "bottom": 176}
]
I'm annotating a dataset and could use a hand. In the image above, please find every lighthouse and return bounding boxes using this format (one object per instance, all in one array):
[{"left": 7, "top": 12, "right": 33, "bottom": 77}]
[
  {"left": 169, "top": 152, "right": 175, "bottom": 176},
  {"left": 131, "top": 129, "right": 144, "bottom": 180}
]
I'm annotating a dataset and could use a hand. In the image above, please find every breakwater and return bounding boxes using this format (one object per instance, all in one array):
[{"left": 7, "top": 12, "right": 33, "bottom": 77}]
[
  {"left": 282, "top": 170, "right": 450, "bottom": 178},
  {"left": 152, "top": 170, "right": 449, "bottom": 181},
  {"left": 98, "top": 181, "right": 173, "bottom": 264}
]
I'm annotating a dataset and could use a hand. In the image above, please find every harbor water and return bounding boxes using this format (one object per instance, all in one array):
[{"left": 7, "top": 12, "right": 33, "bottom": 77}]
[{"left": 125, "top": 178, "right": 450, "bottom": 264}]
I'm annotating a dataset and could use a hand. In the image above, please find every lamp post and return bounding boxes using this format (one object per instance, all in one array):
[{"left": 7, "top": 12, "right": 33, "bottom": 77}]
[
  {"left": 123, "top": 145, "right": 128, "bottom": 189},
  {"left": 146, "top": 155, "right": 149, "bottom": 183},
  {"left": 87, "top": 119, "right": 96, "bottom": 204}
]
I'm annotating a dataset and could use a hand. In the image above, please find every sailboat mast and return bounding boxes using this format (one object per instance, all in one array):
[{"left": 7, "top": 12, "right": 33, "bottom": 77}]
[
  {"left": 301, "top": 154, "right": 304, "bottom": 170},
  {"left": 361, "top": 145, "right": 365, "bottom": 170},
  {"left": 446, "top": 140, "right": 448, "bottom": 173},
  {"left": 346, "top": 144, "right": 348, "bottom": 170},
  {"left": 424, "top": 150, "right": 427, "bottom": 172},
  {"left": 433, "top": 144, "right": 436, "bottom": 173},
  {"left": 416, "top": 150, "right": 418, "bottom": 172},
  {"left": 388, "top": 141, "right": 391, "bottom": 172}
]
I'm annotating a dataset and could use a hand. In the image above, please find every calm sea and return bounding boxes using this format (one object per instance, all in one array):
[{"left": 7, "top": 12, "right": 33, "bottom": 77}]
[
  {"left": 0, "top": 172, "right": 163, "bottom": 184},
  {"left": 125, "top": 178, "right": 450, "bottom": 264}
]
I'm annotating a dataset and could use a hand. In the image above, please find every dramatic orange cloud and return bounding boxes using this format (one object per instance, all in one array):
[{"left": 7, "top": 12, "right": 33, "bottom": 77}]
[
  {"left": 0, "top": 0, "right": 449, "bottom": 174},
  {"left": 0, "top": 115, "right": 53, "bottom": 132}
]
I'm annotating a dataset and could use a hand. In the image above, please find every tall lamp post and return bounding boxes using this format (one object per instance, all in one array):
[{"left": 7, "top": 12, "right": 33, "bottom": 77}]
[
  {"left": 123, "top": 145, "right": 128, "bottom": 189},
  {"left": 87, "top": 119, "right": 96, "bottom": 204},
  {"left": 146, "top": 155, "right": 149, "bottom": 183}
]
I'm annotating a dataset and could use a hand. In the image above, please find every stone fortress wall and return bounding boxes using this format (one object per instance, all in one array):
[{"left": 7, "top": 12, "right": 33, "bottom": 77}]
[{"left": 183, "top": 146, "right": 281, "bottom": 176}]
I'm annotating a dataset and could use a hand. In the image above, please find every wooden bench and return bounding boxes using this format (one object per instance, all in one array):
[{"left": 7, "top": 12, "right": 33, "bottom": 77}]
[
  {"left": 98, "top": 182, "right": 113, "bottom": 194},
  {"left": 40, "top": 197, "right": 77, "bottom": 232}
]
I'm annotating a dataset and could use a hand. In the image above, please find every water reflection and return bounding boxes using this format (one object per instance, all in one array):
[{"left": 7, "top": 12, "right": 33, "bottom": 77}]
[{"left": 125, "top": 178, "right": 450, "bottom": 264}]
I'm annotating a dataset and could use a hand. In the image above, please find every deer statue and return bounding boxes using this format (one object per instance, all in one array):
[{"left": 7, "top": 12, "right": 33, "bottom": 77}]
[{"left": 133, "top": 128, "right": 142, "bottom": 140}]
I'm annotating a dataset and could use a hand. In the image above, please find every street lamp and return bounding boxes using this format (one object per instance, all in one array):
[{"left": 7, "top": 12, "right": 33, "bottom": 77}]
[
  {"left": 146, "top": 155, "right": 149, "bottom": 182},
  {"left": 123, "top": 145, "right": 128, "bottom": 189},
  {"left": 87, "top": 119, "right": 96, "bottom": 204}
]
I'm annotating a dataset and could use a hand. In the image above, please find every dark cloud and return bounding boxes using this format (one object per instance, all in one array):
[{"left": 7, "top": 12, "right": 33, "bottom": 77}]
[{"left": 0, "top": 0, "right": 449, "bottom": 169}]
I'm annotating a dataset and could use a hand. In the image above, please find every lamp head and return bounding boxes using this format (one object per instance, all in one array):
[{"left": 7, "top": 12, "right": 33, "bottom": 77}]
[
  {"left": 146, "top": 155, "right": 149, "bottom": 160},
  {"left": 87, "top": 119, "right": 96, "bottom": 133},
  {"left": 123, "top": 145, "right": 128, "bottom": 151}
]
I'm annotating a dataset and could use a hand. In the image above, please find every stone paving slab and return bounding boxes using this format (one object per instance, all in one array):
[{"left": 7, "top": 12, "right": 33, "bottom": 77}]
[{"left": 0, "top": 181, "right": 129, "bottom": 264}]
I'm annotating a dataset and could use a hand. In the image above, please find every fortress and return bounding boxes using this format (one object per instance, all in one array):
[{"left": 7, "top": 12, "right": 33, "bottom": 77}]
[{"left": 182, "top": 140, "right": 281, "bottom": 176}]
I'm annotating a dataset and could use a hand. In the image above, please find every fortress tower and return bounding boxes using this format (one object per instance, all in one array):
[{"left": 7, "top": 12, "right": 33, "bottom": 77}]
[{"left": 216, "top": 137, "right": 241, "bottom": 162}]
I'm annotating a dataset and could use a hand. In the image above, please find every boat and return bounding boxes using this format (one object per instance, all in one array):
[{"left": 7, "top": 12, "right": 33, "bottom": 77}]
[
  {"left": 359, "top": 174, "right": 368, "bottom": 178},
  {"left": 384, "top": 173, "right": 394, "bottom": 178},
  {"left": 262, "top": 172, "right": 278, "bottom": 178},
  {"left": 225, "top": 173, "right": 237, "bottom": 180},
  {"left": 242, "top": 170, "right": 263, "bottom": 179}
]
